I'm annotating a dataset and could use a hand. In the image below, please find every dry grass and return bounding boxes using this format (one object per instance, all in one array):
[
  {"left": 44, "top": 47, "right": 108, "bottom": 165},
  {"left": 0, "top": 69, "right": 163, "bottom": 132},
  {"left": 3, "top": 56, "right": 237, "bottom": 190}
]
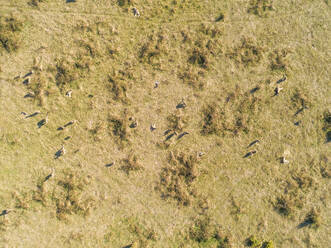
[{"left": 0, "top": 0, "right": 330, "bottom": 247}]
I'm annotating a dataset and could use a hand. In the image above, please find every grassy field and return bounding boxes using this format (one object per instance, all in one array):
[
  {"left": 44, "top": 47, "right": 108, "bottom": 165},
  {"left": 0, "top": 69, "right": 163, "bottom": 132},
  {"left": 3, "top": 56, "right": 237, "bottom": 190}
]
[{"left": 0, "top": 0, "right": 330, "bottom": 247}]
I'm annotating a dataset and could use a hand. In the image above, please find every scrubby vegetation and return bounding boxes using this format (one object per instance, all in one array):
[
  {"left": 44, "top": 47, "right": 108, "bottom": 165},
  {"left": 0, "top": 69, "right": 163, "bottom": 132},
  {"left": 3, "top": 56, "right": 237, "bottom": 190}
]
[
  {"left": 0, "top": 16, "right": 23, "bottom": 53},
  {"left": 0, "top": 0, "right": 329, "bottom": 247}
]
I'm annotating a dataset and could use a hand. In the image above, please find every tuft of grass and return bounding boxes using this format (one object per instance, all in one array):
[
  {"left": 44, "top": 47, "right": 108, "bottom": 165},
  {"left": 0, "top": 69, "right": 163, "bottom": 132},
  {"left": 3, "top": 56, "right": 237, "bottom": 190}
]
[
  {"left": 107, "top": 73, "right": 129, "bottom": 103},
  {"left": 28, "top": 0, "right": 48, "bottom": 7},
  {"left": 12, "top": 191, "right": 31, "bottom": 210},
  {"left": 245, "top": 235, "right": 262, "bottom": 248},
  {"left": 201, "top": 92, "right": 262, "bottom": 136},
  {"left": 156, "top": 150, "right": 200, "bottom": 206},
  {"left": 54, "top": 171, "right": 97, "bottom": 220},
  {"left": 167, "top": 110, "right": 189, "bottom": 132},
  {"left": 189, "top": 215, "right": 232, "bottom": 247},
  {"left": 322, "top": 110, "right": 331, "bottom": 142},
  {"left": 108, "top": 114, "right": 130, "bottom": 147},
  {"left": 117, "top": 0, "right": 134, "bottom": 7},
  {"left": 247, "top": 0, "right": 274, "bottom": 17},
  {"left": 0, "top": 16, "right": 23, "bottom": 53},
  {"left": 227, "top": 37, "right": 264, "bottom": 67},
  {"left": 269, "top": 49, "right": 290, "bottom": 72},
  {"left": 303, "top": 208, "right": 322, "bottom": 229},
  {"left": 120, "top": 152, "right": 144, "bottom": 175}
]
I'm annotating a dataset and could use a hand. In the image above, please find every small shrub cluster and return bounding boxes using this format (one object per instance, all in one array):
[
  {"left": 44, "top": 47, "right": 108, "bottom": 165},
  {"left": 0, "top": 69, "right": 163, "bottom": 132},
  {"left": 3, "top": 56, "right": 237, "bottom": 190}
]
[
  {"left": 107, "top": 73, "right": 129, "bottom": 103},
  {"left": 290, "top": 88, "right": 312, "bottom": 110},
  {"left": 201, "top": 92, "right": 261, "bottom": 136},
  {"left": 227, "top": 38, "right": 264, "bottom": 67},
  {"left": 269, "top": 49, "right": 290, "bottom": 71},
  {"left": 138, "top": 32, "right": 169, "bottom": 67},
  {"left": 245, "top": 236, "right": 274, "bottom": 248},
  {"left": 274, "top": 170, "right": 313, "bottom": 217},
  {"left": 0, "top": 16, "right": 23, "bottom": 53},
  {"left": 53, "top": 171, "right": 96, "bottom": 220},
  {"left": 127, "top": 217, "right": 157, "bottom": 246},
  {"left": 120, "top": 152, "right": 144, "bottom": 175},
  {"left": 156, "top": 151, "right": 200, "bottom": 206},
  {"left": 322, "top": 110, "right": 331, "bottom": 143},
  {"left": 167, "top": 110, "right": 189, "bottom": 132},
  {"left": 302, "top": 208, "right": 321, "bottom": 229},
  {"left": 108, "top": 114, "right": 130, "bottom": 147},
  {"left": 189, "top": 216, "right": 232, "bottom": 247},
  {"left": 28, "top": 0, "right": 47, "bottom": 7},
  {"left": 247, "top": 0, "right": 274, "bottom": 17}
]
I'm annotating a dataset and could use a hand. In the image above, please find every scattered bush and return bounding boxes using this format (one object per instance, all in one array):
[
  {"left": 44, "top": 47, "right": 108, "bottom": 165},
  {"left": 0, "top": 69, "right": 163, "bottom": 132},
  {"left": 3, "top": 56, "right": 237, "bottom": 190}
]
[
  {"left": 156, "top": 150, "right": 200, "bottom": 206},
  {"left": 189, "top": 216, "right": 232, "bottom": 247},
  {"left": 0, "top": 16, "right": 23, "bottom": 53},
  {"left": 322, "top": 110, "right": 331, "bottom": 143},
  {"left": 303, "top": 208, "right": 321, "bottom": 229},
  {"left": 54, "top": 171, "right": 96, "bottom": 220},
  {"left": 245, "top": 235, "right": 262, "bottom": 248},
  {"left": 108, "top": 115, "right": 130, "bottom": 147},
  {"left": 167, "top": 111, "right": 189, "bottom": 132},
  {"left": 120, "top": 152, "right": 144, "bottom": 175},
  {"left": 107, "top": 74, "right": 129, "bottom": 103},
  {"left": 247, "top": 0, "right": 274, "bottom": 17},
  {"left": 269, "top": 49, "right": 290, "bottom": 71},
  {"left": 201, "top": 92, "right": 260, "bottom": 136},
  {"left": 227, "top": 38, "right": 264, "bottom": 67}
]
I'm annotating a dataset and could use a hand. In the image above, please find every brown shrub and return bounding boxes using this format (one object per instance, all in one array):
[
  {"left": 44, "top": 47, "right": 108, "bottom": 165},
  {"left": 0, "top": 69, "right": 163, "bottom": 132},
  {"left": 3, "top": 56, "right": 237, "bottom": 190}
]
[
  {"left": 156, "top": 151, "right": 200, "bottom": 206},
  {"left": 227, "top": 38, "right": 264, "bottom": 67},
  {"left": 120, "top": 152, "right": 144, "bottom": 175},
  {"left": 0, "top": 16, "right": 23, "bottom": 53},
  {"left": 247, "top": 0, "right": 274, "bottom": 17}
]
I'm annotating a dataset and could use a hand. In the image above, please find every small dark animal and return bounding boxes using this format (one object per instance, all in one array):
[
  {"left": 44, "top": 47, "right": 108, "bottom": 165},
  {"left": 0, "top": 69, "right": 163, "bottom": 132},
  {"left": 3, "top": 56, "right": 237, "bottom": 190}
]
[
  {"left": 247, "top": 139, "right": 260, "bottom": 148},
  {"left": 23, "top": 71, "right": 33, "bottom": 78},
  {"left": 164, "top": 129, "right": 172, "bottom": 136},
  {"left": 57, "top": 127, "right": 64, "bottom": 131},
  {"left": 22, "top": 78, "right": 30, "bottom": 85},
  {"left": 294, "top": 121, "right": 301, "bottom": 126},
  {"left": 250, "top": 86, "right": 260, "bottom": 94},
  {"left": 273, "top": 86, "right": 283, "bottom": 96},
  {"left": 64, "top": 121, "right": 75, "bottom": 127},
  {"left": 176, "top": 99, "right": 186, "bottom": 109},
  {"left": 37, "top": 119, "right": 46, "bottom": 128},
  {"left": 44, "top": 169, "right": 55, "bottom": 182},
  {"left": 129, "top": 121, "right": 138, "bottom": 128},
  {"left": 243, "top": 150, "right": 257, "bottom": 158},
  {"left": 24, "top": 92, "right": 34, "bottom": 98},
  {"left": 294, "top": 107, "right": 307, "bottom": 117},
  {"left": 64, "top": 136, "right": 71, "bottom": 140},
  {"left": 54, "top": 145, "right": 65, "bottom": 159},
  {"left": 165, "top": 131, "right": 177, "bottom": 141},
  {"left": 25, "top": 111, "right": 40, "bottom": 118},
  {"left": 0, "top": 209, "right": 12, "bottom": 216},
  {"left": 66, "top": 0, "right": 76, "bottom": 2},
  {"left": 177, "top": 132, "right": 189, "bottom": 140},
  {"left": 276, "top": 75, "right": 287, "bottom": 84},
  {"left": 105, "top": 162, "right": 115, "bottom": 168},
  {"left": 215, "top": 13, "right": 224, "bottom": 22}
]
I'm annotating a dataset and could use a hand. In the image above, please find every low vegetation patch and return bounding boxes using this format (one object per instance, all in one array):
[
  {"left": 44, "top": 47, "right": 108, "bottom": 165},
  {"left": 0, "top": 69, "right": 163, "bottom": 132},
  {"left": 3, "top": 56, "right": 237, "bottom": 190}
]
[
  {"left": 108, "top": 114, "right": 130, "bottom": 147},
  {"left": 156, "top": 150, "right": 200, "bottom": 206},
  {"left": 0, "top": 16, "right": 23, "bottom": 53},
  {"left": 201, "top": 91, "right": 262, "bottom": 136},
  {"left": 167, "top": 110, "right": 189, "bottom": 132},
  {"left": 269, "top": 49, "right": 290, "bottom": 72},
  {"left": 274, "top": 170, "right": 314, "bottom": 217},
  {"left": 247, "top": 0, "right": 274, "bottom": 17},
  {"left": 245, "top": 235, "right": 274, "bottom": 248},
  {"left": 120, "top": 152, "right": 144, "bottom": 175},
  {"left": 226, "top": 37, "right": 264, "bottom": 67},
  {"left": 189, "top": 215, "right": 232, "bottom": 247},
  {"left": 322, "top": 110, "right": 331, "bottom": 143}
]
